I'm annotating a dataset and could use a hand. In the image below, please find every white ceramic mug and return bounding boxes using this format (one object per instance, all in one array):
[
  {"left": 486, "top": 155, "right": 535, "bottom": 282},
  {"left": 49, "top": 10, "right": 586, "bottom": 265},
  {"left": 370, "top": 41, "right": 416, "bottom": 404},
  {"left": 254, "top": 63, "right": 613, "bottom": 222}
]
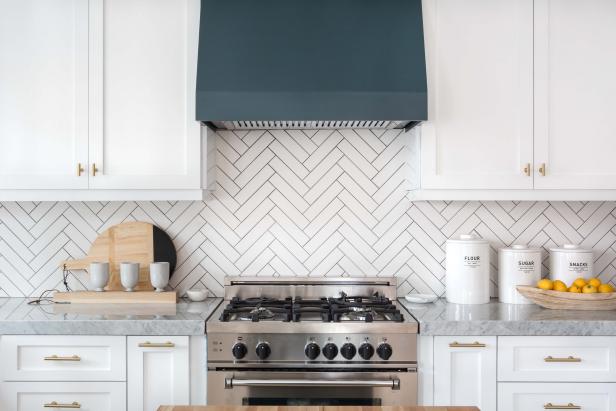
[
  {"left": 150, "top": 262, "right": 170, "bottom": 292},
  {"left": 89, "top": 262, "right": 109, "bottom": 292},
  {"left": 120, "top": 262, "right": 140, "bottom": 292}
]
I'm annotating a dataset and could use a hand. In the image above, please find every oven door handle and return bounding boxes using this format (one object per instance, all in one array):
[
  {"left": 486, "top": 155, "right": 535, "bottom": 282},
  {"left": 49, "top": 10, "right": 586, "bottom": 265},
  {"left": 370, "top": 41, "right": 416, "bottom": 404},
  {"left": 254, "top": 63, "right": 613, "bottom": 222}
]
[{"left": 224, "top": 377, "right": 401, "bottom": 390}]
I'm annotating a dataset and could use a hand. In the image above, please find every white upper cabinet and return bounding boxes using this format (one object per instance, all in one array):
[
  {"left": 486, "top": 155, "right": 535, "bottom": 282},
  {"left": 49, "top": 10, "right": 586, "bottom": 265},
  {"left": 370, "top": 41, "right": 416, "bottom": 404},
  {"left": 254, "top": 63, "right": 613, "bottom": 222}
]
[
  {"left": 88, "top": 0, "right": 202, "bottom": 190},
  {"left": 534, "top": 0, "right": 616, "bottom": 190},
  {"left": 0, "top": 0, "right": 89, "bottom": 189},
  {"left": 420, "top": 0, "right": 533, "bottom": 190}
]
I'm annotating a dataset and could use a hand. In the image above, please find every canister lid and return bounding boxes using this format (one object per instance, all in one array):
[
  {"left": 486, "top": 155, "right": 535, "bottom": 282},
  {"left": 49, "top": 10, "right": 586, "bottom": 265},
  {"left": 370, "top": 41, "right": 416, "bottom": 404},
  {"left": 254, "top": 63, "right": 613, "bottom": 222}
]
[
  {"left": 446, "top": 234, "right": 488, "bottom": 244},
  {"left": 549, "top": 244, "right": 593, "bottom": 253},
  {"left": 499, "top": 244, "right": 542, "bottom": 254}
]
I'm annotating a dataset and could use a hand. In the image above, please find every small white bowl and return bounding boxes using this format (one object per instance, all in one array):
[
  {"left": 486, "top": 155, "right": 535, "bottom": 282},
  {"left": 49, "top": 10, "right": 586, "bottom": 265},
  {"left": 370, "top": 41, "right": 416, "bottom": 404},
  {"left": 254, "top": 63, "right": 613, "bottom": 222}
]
[
  {"left": 404, "top": 293, "right": 438, "bottom": 304},
  {"left": 186, "top": 289, "right": 208, "bottom": 302}
]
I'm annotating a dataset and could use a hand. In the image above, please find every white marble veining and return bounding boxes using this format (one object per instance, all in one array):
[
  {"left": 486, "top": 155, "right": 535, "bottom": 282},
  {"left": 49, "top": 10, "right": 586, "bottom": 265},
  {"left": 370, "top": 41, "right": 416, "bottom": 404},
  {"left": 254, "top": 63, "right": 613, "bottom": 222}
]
[
  {"left": 0, "top": 297, "right": 221, "bottom": 335},
  {"left": 400, "top": 298, "right": 616, "bottom": 336}
]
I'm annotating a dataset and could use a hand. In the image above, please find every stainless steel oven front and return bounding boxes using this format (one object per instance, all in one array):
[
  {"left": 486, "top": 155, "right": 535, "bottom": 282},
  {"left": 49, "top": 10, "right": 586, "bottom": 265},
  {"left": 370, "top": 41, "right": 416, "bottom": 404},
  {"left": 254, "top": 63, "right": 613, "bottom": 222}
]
[{"left": 207, "top": 369, "right": 417, "bottom": 406}]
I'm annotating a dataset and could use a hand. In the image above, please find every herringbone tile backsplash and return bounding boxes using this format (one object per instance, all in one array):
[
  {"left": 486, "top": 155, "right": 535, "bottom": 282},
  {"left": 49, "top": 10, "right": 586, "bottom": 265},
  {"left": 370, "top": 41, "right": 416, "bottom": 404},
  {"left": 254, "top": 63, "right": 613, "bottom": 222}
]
[{"left": 1, "top": 128, "right": 615, "bottom": 298}]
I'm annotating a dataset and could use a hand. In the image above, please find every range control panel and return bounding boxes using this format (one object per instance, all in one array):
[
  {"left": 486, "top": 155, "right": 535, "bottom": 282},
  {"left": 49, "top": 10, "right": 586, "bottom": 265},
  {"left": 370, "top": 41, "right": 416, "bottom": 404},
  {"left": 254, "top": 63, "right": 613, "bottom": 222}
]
[{"left": 208, "top": 333, "right": 416, "bottom": 364}]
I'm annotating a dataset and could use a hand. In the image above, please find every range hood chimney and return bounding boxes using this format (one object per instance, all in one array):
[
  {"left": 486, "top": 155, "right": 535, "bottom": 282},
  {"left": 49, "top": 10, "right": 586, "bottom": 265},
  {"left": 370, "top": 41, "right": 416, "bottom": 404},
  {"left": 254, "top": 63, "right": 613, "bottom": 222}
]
[{"left": 196, "top": 0, "right": 427, "bottom": 130}]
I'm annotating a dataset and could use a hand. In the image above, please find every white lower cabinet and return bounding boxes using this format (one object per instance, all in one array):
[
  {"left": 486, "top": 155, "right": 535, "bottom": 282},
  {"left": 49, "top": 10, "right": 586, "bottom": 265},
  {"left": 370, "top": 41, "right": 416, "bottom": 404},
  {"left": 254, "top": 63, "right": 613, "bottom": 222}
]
[
  {"left": 128, "top": 336, "right": 190, "bottom": 411},
  {"left": 498, "top": 383, "right": 616, "bottom": 411},
  {"left": 433, "top": 336, "right": 497, "bottom": 411},
  {"left": 0, "top": 381, "right": 126, "bottom": 411}
]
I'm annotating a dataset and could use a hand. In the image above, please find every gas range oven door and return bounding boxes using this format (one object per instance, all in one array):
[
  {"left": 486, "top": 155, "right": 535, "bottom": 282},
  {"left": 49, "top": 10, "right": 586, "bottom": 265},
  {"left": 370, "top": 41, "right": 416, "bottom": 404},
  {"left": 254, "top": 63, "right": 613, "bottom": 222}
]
[{"left": 207, "top": 370, "right": 417, "bottom": 406}]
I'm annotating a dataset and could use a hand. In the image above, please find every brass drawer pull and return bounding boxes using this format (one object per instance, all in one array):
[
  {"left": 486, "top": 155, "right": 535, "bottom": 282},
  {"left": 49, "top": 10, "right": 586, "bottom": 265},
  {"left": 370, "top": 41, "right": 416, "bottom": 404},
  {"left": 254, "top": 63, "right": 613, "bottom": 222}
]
[
  {"left": 44, "top": 401, "right": 81, "bottom": 408},
  {"left": 138, "top": 341, "right": 175, "bottom": 348},
  {"left": 92, "top": 163, "right": 99, "bottom": 177},
  {"left": 77, "top": 163, "right": 85, "bottom": 177},
  {"left": 544, "top": 403, "right": 581, "bottom": 410},
  {"left": 449, "top": 341, "right": 486, "bottom": 348},
  {"left": 544, "top": 356, "right": 581, "bottom": 363},
  {"left": 44, "top": 355, "right": 81, "bottom": 361},
  {"left": 523, "top": 163, "right": 531, "bottom": 176}
]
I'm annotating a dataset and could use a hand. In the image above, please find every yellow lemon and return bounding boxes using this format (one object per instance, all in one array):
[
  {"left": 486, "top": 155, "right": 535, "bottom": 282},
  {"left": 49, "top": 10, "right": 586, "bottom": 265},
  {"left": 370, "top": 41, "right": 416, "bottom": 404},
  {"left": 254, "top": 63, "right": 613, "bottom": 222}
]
[
  {"left": 573, "top": 278, "right": 587, "bottom": 288},
  {"left": 588, "top": 278, "right": 602, "bottom": 288},
  {"left": 568, "top": 285, "right": 582, "bottom": 293},
  {"left": 537, "top": 279, "right": 554, "bottom": 290},
  {"left": 553, "top": 280, "right": 568, "bottom": 292},
  {"left": 582, "top": 284, "right": 598, "bottom": 294},
  {"left": 598, "top": 284, "right": 615, "bottom": 293}
]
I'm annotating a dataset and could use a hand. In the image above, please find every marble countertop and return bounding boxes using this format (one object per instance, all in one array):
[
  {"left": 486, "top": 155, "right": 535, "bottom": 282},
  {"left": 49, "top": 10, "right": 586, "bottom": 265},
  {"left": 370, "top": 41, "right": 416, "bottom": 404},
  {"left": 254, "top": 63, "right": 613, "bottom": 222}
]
[
  {"left": 400, "top": 298, "right": 616, "bottom": 336},
  {"left": 0, "top": 297, "right": 222, "bottom": 335}
]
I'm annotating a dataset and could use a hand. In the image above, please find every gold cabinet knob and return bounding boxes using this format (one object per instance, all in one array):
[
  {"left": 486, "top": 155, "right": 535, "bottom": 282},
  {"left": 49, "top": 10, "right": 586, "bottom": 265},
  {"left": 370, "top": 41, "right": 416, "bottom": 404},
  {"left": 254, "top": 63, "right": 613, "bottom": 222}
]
[
  {"left": 523, "top": 163, "right": 531, "bottom": 176},
  {"left": 539, "top": 163, "right": 546, "bottom": 176},
  {"left": 77, "top": 163, "right": 85, "bottom": 177},
  {"left": 92, "top": 163, "right": 99, "bottom": 177}
]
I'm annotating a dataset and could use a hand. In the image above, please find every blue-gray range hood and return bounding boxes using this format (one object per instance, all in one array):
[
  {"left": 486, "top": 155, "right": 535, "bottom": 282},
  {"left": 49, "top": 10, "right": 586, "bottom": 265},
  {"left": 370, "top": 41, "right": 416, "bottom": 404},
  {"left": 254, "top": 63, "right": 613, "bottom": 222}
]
[{"left": 196, "top": 0, "right": 427, "bottom": 130}]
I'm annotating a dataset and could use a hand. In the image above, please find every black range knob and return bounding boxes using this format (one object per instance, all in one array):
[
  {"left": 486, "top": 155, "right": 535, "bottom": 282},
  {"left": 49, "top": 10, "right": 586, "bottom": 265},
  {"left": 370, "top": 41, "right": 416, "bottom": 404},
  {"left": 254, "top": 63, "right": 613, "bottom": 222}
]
[
  {"left": 358, "top": 343, "right": 375, "bottom": 360},
  {"left": 377, "top": 343, "right": 393, "bottom": 360},
  {"left": 341, "top": 343, "right": 356, "bottom": 360},
  {"left": 231, "top": 342, "right": 247, "bottom": 359},
  {"left": 322, "top": 343, "right": 338, "bottom": 360},
  {"left": 255, "top": 342, "right": 271, "bottom": 360},
  {"left": 304, "top": 342, "right": 320, "bottom": 360}
]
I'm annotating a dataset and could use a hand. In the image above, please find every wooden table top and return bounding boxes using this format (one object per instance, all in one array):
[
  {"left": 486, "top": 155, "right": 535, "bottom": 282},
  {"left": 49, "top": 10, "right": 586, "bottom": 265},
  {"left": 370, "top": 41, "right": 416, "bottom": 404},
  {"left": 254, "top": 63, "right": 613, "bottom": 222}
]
[{"left": 158, "top": 407, "right": 480, "bottom": 411}]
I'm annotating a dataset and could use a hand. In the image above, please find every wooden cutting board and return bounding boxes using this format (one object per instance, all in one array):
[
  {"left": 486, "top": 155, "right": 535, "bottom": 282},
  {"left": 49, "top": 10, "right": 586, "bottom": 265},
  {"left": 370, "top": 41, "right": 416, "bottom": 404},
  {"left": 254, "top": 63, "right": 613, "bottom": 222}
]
[{"left": 60, "top": 222, "right": 177, "bottom": 291}]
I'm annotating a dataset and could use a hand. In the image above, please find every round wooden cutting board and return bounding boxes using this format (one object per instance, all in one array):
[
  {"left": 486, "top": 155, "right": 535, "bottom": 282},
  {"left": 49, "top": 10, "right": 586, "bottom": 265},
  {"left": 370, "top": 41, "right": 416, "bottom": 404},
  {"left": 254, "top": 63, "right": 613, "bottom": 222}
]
[{"left": 60, "top": 222, "right": 177, "bottom": 291}]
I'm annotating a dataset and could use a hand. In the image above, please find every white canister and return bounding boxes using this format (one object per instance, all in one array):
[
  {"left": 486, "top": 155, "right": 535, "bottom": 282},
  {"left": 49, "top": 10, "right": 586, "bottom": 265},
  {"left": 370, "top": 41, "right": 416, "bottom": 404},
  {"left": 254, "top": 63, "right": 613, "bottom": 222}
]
[
  {"left": 446, "top": 234, "right": 490, "bottom": 304},
  {"left": 498, "top": 245, "right": 542, "bottom": 304},
  {"left": 549, "top": 244, "right": 594, "bottom": 286}
]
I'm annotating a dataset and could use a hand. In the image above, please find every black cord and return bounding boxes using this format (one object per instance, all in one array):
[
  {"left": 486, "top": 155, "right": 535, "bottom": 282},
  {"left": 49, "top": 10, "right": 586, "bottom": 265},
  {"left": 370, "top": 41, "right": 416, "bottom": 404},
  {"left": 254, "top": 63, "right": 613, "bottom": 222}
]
[{"left": 28, "top": 266, "right": 74, "bottom": 305}]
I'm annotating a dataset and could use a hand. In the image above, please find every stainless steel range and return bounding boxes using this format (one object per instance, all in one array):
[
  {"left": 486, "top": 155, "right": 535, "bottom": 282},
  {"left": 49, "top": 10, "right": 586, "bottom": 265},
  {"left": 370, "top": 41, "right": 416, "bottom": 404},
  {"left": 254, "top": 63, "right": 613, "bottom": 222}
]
[{"left": 206, "top": 277, "right": 418, "bottom": 406}]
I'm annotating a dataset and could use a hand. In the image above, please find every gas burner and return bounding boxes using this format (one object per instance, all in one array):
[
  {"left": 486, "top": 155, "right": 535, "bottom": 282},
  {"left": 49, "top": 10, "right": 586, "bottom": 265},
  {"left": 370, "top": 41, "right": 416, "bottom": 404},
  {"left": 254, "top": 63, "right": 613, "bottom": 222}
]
[{"left": 219, "top": 293, "right": 403, "bottom": 323}]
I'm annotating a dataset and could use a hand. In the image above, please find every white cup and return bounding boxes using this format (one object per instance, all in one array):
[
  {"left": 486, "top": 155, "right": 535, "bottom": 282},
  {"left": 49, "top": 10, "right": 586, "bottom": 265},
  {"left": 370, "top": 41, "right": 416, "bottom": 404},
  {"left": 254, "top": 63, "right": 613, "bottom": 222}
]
[
  {"left": 150, "top": 262, "right": 170, "bottom": 292},
  {"left": 89, "top": 262, "right": 109, "bottom": 292},
  {"left": 120, "top": 262, "right": 140, "bottom": 292}
]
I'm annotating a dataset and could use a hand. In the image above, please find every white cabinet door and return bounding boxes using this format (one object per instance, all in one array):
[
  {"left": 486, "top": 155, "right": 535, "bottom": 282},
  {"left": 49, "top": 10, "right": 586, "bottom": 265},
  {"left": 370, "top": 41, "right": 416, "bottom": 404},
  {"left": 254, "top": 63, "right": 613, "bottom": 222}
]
[
  {"left": 88, "top": 0, "right": 202, "bottom": 189},
  {"left": 0, "top": 381, "right": 126, "bottom": 411},
  {"left": 420, "top": 0, "right": 533, "bottom": 189},
  {"left": 499, "top": 336, "right": 616, "bottom": 382},
  {"left": 0, "top": 0, "right": 89, "bottom": 189},
  {"left": 498, "top": 382, "right": 616, "bottom": 411},
  {"left": 534, "top": 0, "right": 616, "bottom": 189},
  {"left": 127, "top": 336, "right": 189, "bottom": 411},
  {"left": 0, "top": 335, "right": 126, "bottom": 382},
  {"left": 434, "top": 336, "right": 497, "bottom": 411}
]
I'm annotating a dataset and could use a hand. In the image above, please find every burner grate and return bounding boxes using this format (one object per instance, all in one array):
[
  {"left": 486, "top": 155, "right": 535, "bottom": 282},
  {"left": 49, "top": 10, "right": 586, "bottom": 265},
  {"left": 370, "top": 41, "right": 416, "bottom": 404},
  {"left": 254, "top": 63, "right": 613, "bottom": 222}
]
[{"left": 218, "top": 293, "right": 404, "bottom": 323}]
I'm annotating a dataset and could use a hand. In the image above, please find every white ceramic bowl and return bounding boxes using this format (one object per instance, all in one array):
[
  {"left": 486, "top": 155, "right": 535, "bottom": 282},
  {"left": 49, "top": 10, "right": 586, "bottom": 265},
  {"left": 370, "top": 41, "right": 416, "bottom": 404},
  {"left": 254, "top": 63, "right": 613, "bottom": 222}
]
[{"left": 186, "top": 289, "right": 208, "bottom": 302}]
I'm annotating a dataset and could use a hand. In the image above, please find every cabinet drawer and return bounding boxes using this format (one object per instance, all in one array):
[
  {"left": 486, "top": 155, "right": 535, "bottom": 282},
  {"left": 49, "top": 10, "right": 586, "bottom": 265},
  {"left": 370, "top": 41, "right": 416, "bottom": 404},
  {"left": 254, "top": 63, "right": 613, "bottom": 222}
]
[
  {"left": 499, "top": 336, "right": 616, "bottom": 382},
  {"left": 498, "top": 382, "right": 616, "bottom": 411},
  {"left": 0, "top": 381, "right": 126, "bottom": 411},
  {"left": 0, "top": 335, "right": 126, "bottom": 381}
]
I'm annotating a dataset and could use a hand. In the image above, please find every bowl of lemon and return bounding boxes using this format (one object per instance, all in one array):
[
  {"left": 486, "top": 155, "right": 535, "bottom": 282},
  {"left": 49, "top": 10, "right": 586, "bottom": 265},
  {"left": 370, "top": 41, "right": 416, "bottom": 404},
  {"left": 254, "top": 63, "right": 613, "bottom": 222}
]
[{"left": 517, "top": 277, "right": 616, "bottom": 310}]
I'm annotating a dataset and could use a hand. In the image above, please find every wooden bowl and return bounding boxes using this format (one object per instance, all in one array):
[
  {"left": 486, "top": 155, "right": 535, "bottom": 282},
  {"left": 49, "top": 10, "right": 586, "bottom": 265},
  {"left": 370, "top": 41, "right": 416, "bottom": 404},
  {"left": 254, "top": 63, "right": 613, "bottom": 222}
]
[{"left": 516, "top": 285, "right": 616, "bottom": 310}]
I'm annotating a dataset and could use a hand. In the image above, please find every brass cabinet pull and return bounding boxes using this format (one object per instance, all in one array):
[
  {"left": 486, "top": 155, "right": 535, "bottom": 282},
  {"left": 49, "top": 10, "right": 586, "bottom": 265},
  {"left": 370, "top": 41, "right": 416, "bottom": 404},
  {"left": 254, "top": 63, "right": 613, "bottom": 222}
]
[
  {"left": 44, "top": 401, "right": 81, "bottom": 408},
  {"left": 448, "top": 341, "right": 486, "bottom": 348},
  {"left": 44, "top": 355, "right": 81, "bottom": 361},
  {"left": 77, "top": 163, "right": 85, "bottom": 177},
  {"left": 523, "top": 163, "right": 531, "bottom": 176},
  {"left": 544, "top": 403, "right": 581, "bottom": 410},
  {"left": 92, "top": 163, "right": 99, "bottom": 176},
  {"left": 138, "top": 341, "right": 175, "bottom": 348},
  {"left": 539, "top": 163, "right": 546, "bottom": 176},
  {"left": 544, "top": 356, "right": 581, "bottom": 363}
]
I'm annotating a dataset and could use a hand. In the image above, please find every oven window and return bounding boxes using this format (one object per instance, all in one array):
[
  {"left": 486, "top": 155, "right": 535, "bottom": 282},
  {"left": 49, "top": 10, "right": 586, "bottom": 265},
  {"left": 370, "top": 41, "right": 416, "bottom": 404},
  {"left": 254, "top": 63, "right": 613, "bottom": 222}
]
[{"left": 243, "top": 398, "right": 382, "bottom": 406}]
